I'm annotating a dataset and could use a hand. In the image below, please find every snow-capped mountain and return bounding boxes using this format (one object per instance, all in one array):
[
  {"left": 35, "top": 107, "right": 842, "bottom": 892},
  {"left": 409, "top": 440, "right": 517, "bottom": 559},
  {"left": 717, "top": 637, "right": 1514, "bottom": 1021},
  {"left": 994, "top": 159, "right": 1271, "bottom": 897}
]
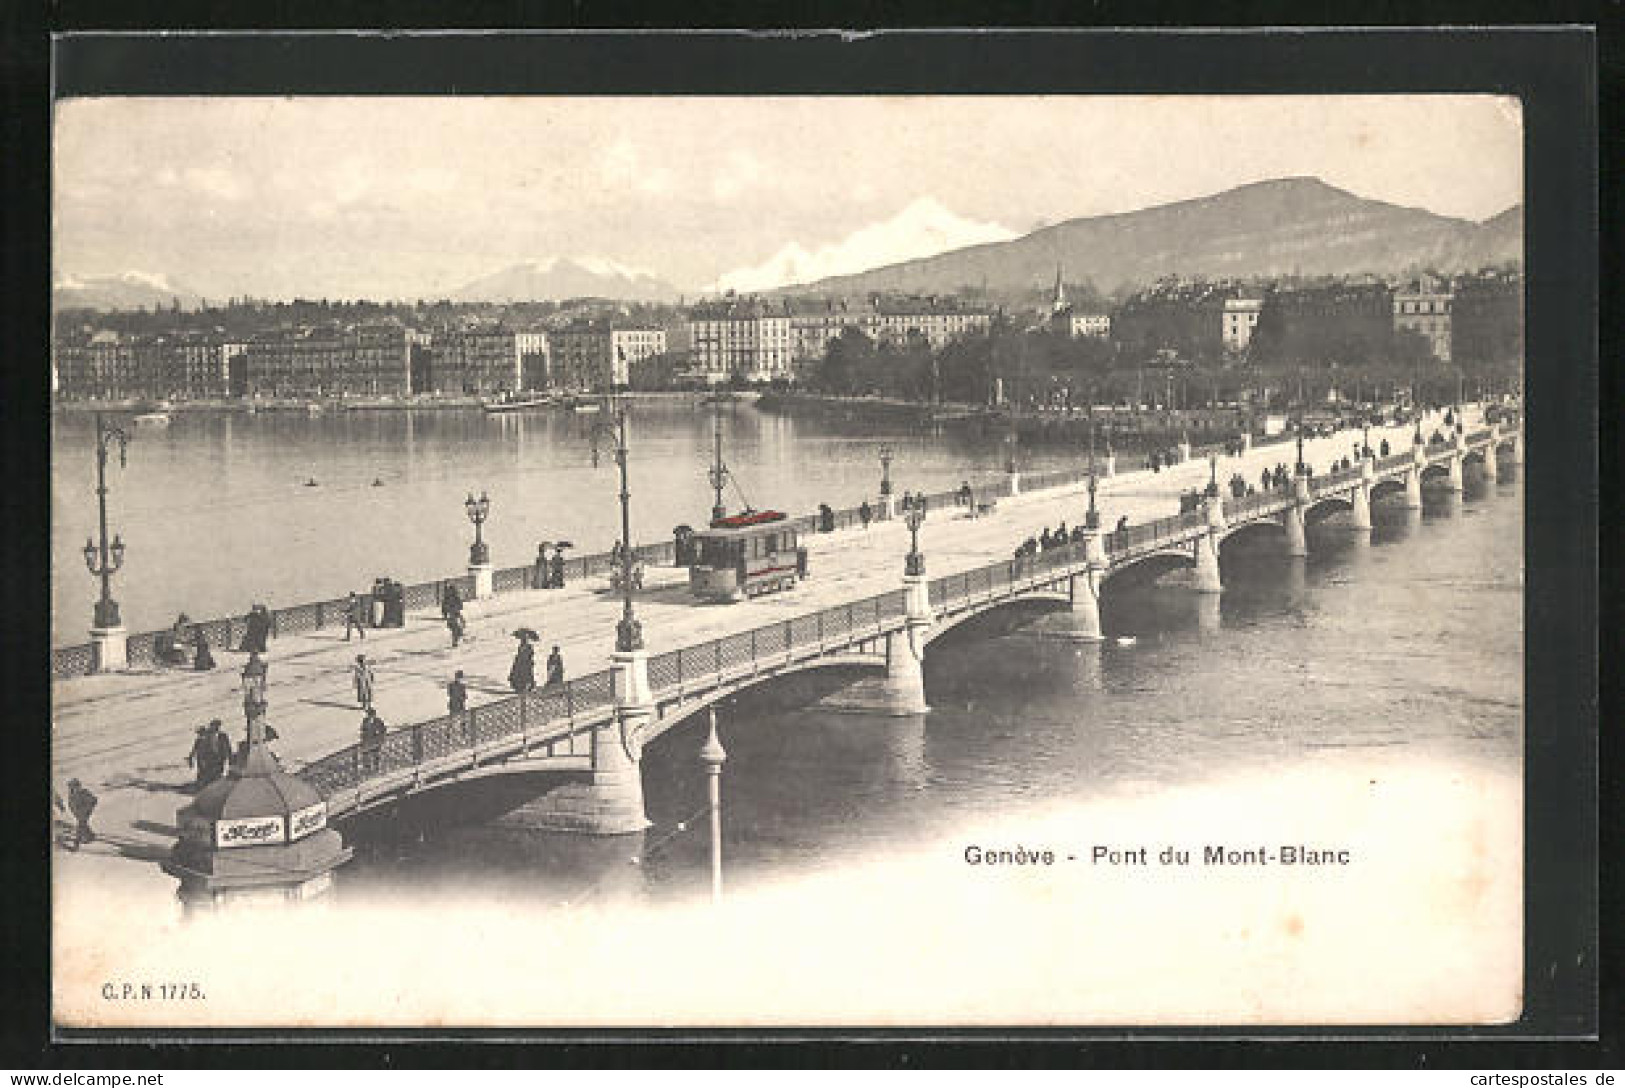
[
  {"left": 449, "top": 257, "right": 679, "bottom": 303},
  {"left": 713, "top": 197, "right": 1020, "bottom": 294},
  {"left": 54, "top": 271, "right": 205, "bottom": 312}
]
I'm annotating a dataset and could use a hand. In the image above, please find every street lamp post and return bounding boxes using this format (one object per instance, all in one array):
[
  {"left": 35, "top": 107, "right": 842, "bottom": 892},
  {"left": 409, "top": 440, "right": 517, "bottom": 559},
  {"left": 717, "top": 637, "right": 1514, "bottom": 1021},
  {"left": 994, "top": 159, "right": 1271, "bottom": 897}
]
[
  {"left": 708, "top": 398, "right": 730, "bottom": 524},
  {"left": 1295, "top": 416, "right": 1307, "bottom": 476},
  {"left": 878, "top": 443, "right": 894, "bottom": 497},
  {"left": 1085, "top": 390, "right": 1100, "bottom": 529},
  {"left": 592, "top": 400, "right": 643, "bottom": 653},
  {"left": 240, "top": 651, "right": 268, "bottom": 737},
  {"left": 904, "top": 503, "right": 927, "bottom": 578},
  {"left": 1206, "top": 451, "right": 1220, "bottom": 498},
  {"left": 84, "top": 413, "right": 131, "bottom": 631},
  {"left": 464, "top": 491, "right": 491, "bottom": 565}
]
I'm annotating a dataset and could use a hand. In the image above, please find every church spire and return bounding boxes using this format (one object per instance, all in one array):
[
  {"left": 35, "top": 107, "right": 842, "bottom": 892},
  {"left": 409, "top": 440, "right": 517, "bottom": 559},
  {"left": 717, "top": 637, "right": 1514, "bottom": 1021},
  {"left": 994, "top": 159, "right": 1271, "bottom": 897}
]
[{"left": 1051, "top": 263, "right": 1068, "bottom": 314}]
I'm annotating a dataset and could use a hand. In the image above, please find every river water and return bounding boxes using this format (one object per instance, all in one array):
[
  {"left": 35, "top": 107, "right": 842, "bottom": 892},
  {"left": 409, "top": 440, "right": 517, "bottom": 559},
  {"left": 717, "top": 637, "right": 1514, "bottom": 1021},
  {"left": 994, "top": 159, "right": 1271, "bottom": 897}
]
[
  {"left": 283, "top": 411, "right": 1518, "bottom": 915},
  {"left": 51, "top": 401, "right": 1089, "bottom": 639}
]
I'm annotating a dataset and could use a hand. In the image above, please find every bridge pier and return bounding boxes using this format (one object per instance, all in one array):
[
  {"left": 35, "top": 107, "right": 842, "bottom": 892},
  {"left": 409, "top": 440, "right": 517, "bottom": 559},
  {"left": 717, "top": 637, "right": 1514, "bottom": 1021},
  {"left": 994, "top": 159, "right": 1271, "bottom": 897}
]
[
  {"left": 1481, "top": 426, "right": 1500, "bottom": 482},
  {"left": 89, "top": 624, "right": 129, "bottom": 673},
  {"left": 1193, "top": 498, "right": 1224, "bottom": 594},
  {"left": 877, "top": 573, "right": 932, "bottom": 714},
  {"left": 1283, "top": 476, "right": 1309, "bottom": 557},
  {"left": 522, "top": 650, "right": 652, "bottom": 834},
  {"left": 1350, "top": 460, "right": 1374, "bottom": 532},
  {"left": 1064, "top": 567, "right": 1104, "bottom": 642},
  {"left": 469, "top": 561, "right": 495, "bottom": 600},
  {"left": 1444, "top": 432, "right": 1466, "bottom": 492}
]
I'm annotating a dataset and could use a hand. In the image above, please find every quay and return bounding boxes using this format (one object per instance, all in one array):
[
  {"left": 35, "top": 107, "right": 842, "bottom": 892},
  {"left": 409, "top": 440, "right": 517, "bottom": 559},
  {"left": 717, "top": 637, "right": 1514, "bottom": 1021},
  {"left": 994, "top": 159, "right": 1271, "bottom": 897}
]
[{"left": 50, "top": 406, "right": 1519, "bottom": 866}]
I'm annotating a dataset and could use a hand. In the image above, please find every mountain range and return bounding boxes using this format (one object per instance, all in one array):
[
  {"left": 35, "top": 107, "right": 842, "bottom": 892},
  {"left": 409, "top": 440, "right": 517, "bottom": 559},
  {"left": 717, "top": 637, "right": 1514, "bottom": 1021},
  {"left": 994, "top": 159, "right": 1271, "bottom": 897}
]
[
  {"left": 54, "top": 178, "right": 1522, "bottom": 313},
  {"left": 53, "top": 271, "right": 206, "bottom": 312},
  {"left": 448, "top": 257, "right": 679, "bottom": 304},
  {"left": 769, "top": 178, "right": 1522, "bottom": 301}
]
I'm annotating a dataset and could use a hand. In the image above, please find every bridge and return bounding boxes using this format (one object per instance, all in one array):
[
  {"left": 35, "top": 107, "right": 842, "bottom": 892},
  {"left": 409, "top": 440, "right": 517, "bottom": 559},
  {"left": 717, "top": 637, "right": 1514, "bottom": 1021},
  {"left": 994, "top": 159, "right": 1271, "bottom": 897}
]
[
  {"left": 292, "top": 415, "right": 1521, "bottom": 833},
  {"left": 50, "top": 408, "right": 1519, "bottom": 849}
]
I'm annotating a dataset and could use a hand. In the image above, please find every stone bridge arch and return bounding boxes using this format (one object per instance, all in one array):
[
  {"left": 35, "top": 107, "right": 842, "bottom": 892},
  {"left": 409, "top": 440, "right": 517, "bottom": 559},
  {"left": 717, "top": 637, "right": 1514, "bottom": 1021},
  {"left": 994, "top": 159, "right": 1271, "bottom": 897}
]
[
  {"left": 1369, "top": 477, "right": 1410, "bottom": 503},
  {"left": 1217, "top": 519, "right": 1284, "bottom": 553},
  {"left": 1103, "top": 547, "right": 1195, "bottom": 587},
  {"left": 1304, "top": 494, "right": 1354, "bottom": 525},
  {"left": 921, "top": 587, "right": 1071, "bottom": 647}
]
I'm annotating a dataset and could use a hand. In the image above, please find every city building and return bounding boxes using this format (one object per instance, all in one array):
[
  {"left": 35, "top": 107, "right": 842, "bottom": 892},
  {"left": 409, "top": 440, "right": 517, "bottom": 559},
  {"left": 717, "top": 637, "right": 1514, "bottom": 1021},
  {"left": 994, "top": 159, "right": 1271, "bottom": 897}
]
[
  {"left": 1252, "top": 281, "right": 1395, "bottom": 366},
  {"left": 1069, "top": 313, "right": 1112, "bottom": 339},
  {"left": 1391, "top": 275, "right": 1454, "bottom": 363},
  {"left": 430, "top": 326, "right": 524, "bottom": 395},
  {"left": 1113, "top": 279, "right": 1240, "bottom": 361},
  {"left": 1221, "top": 297, "right": 1263, "bottom": 352},
  {"left": 1450, "top": 269, "right": 1523, "bottom": 371}
]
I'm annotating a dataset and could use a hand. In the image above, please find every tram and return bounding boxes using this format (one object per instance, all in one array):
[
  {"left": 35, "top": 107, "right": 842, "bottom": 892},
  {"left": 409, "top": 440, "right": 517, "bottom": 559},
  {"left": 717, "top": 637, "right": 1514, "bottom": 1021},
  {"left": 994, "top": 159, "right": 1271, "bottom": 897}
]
[{"left": 683, "top": 510, "right": 808, "bottom": 602}]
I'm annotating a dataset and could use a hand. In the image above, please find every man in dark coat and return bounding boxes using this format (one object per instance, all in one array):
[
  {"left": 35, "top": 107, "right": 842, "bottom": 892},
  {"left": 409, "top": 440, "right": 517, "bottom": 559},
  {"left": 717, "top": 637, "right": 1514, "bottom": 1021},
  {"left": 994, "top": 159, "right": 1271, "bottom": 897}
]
[
  {"left": 65, "top": 779, "right": 97, "bottom": 848},
  {"left": 448, "top": 670, "right": 468, "bottom": 714},
  {"left": 187, "top": 725, "right": 216, "bottom": 788},
  {"left": 192, "top": 627, "right": 215, "bottom": 671},
  {"left": 441, "top": 582, "right": 465, "bottom": 647},
  {"left": 545, "top": 646, "right": 565, "bottom": 689},
  {"left": 550, "top": 546, "right": 566, "bottom": 589},
  {"left": 508, "top": 638, "right": 536, "bottom": 693},
  {"left": 210, "top": 718, "right": 234, "bottom": 778},
  {"left": 343, "top": 591, "right": 367, "bottom": 641}
]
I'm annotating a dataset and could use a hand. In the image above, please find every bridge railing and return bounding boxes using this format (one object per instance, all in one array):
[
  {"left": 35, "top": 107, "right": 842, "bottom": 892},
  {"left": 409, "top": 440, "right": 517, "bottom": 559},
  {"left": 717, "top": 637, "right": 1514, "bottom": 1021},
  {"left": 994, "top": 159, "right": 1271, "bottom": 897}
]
[
  {"left": 50, "top": 469, "right": 1041, "bottom": 679},
  {"left": 1312, "top": 464, "right": 1366, "bottom": 494},
  {"left": 1103, "top": 509, "right": 1208, "bottom": 561},
  {"left": 297, "top": 664, "right": 620, "bottom": 817},
  {"left": 1377, "top": 452, "right": 1414, "bottom": 473},
  {"left": 1222, "top": 490, "right": 1292, "bottom": 521}
]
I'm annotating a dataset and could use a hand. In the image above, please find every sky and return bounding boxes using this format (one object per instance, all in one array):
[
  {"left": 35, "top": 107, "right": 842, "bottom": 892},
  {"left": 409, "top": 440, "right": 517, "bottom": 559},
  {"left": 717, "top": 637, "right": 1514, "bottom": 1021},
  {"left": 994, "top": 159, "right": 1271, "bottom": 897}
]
[{"left": 53, "top": 96, "right": 1523, "bottom": 301}]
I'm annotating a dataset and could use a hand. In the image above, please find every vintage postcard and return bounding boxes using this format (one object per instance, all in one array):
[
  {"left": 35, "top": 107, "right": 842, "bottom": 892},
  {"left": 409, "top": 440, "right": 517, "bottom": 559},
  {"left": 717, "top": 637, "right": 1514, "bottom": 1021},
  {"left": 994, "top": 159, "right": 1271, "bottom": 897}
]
[{"left": 49, "top": 45, "right": 1546, "bottom": 1031}]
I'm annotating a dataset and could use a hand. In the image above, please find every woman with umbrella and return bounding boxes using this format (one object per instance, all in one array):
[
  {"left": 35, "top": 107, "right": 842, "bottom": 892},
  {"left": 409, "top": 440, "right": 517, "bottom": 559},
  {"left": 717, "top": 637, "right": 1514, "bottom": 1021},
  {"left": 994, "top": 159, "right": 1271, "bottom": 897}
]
[
  {"left": 550, "top": 541, "right": 572, "bottom": 589},
  {"left": 508, "top": 629, "right": 538, "bottom": 693}
]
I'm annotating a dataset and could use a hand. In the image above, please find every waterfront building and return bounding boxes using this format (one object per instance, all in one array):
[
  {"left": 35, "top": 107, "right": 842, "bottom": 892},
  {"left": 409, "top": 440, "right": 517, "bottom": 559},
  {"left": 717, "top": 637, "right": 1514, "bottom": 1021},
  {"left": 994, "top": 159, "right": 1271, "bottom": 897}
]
[
  {"left": 609, "top": 327, "right": 668, "bottom": 387},
  {"left": 515, "top": 330, "right": 550, "bottom": 391},
  {"left": 1252, "top": 281, "right": 1395, "bottom": 367},
  {"left": 430, "top": 326, "right": 524, "bottom": 395},
  {"left": 1392, "top": 275, "right": 1454, "bottom": 363},
  {"left": 1112, "top": 279, "right": 1239, "bottom": 362},
  {"left": 1450, "top": 269, "right": 1523, "bottom": 372}
]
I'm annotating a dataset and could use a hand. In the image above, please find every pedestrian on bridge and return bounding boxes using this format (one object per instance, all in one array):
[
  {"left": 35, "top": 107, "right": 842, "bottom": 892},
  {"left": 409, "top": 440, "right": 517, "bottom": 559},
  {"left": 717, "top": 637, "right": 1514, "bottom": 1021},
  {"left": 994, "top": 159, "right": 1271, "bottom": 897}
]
[
  {"left": 187, "top": 724, "right": 219, "bottom": 789},
  {"left": 441, "top": 582, "right": 466, "bottom": 647},
  {"left": 360, "top": 710, "right": 387, "bottom": 775},
  {"left": 551, "top": 544, "right": 567, "bottom": 589},
  {"left": 65, "top": 779, "right": 97, "bottom": 849},
  {"left": 533, "top": 544, "right": 550, "bottom": 590},
  {"left": 239, "top": 604, "right": 271, "bottom": 654},
  {"left": 448, "top": 670, "right": 468, "bottom": 715},
  {"left": 191, "top": 626, "right": 216, "bottom": 672},
  {"left": 860, "top": 500, "right": 872, "bottom": 530},
  {"left": 353, "top": 654, "right": 375, "bottom": 710},
  {"left": 1381, "top": 438, "right": 1391, "bottom": 457},
  {"left": 545, "top": 646, "right": 565, "bottom": 689},
  {"left": 343, "top": 591, "right": 367, "bottom": 642},
  {"left": 508, "top": 635, "right": 536, "bottom": 694}
]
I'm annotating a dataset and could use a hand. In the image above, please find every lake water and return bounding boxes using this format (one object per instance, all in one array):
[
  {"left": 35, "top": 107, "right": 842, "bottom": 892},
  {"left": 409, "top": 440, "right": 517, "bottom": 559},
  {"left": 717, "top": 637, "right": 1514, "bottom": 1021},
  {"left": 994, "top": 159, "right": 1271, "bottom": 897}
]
[{"left": 51, "top": 401, "right": 1091, "bottom": 639}]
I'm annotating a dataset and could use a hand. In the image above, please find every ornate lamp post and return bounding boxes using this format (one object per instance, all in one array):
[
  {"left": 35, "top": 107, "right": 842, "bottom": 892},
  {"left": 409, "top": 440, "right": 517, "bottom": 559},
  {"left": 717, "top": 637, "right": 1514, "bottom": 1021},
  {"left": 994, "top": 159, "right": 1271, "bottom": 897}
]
[
  {"left": 708, "top": 399, "right": 731, "bottom": 524},
  {"left": 464, "top": 491, "right": 491, "bottom": 565},
  {"left": 904, "top": 502, "right": 927, "bottom": 577},
  {"left": 1085, "top": 390, "right": 1100, "bottom": 529},
  {"left": 84, "top": 413, "right": 131, "bottom": 631},
  {"left": 1295, "top": 416, "right": 1307, "bottom": 476},
  {"left": 878, "top": 443, "right": 895, "bottom": 497},
  {"left": 591, "top": 400, "right": 643, "bottom": 652},
  {"left": 1206, "top": 451, "right": 1220, "bottom": 498},
  {"left": 240, "top": 652, "right": 268, "bottom": 732}
]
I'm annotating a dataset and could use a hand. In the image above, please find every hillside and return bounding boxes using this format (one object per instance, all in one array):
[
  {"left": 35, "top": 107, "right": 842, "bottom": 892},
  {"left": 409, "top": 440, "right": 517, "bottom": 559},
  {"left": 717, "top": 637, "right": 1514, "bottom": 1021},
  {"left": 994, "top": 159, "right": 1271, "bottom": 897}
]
[{"left": 776, "top": 178, "right": 1522, "bottom": 300}]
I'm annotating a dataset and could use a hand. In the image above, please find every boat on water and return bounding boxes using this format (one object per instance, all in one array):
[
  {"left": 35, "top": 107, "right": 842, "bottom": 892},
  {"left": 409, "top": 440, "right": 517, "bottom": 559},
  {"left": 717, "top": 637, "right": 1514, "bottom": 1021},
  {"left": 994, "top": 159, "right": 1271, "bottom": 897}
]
[
  {"left": 570, "top": 400, "right": 602, "bottom": 414},
  {"left": 132, "top": 411, "right": 170, "bottom": 427},
  {"left": 483, "top": 393, "right": 557, "bottom": 414}
]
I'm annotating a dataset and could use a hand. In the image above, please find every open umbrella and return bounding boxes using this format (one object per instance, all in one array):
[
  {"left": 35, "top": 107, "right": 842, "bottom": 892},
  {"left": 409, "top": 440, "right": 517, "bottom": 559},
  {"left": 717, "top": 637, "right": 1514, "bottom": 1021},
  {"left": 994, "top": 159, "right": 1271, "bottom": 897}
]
[{"left": 512, "top": 627, "right": 540, "bottom": 641}]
